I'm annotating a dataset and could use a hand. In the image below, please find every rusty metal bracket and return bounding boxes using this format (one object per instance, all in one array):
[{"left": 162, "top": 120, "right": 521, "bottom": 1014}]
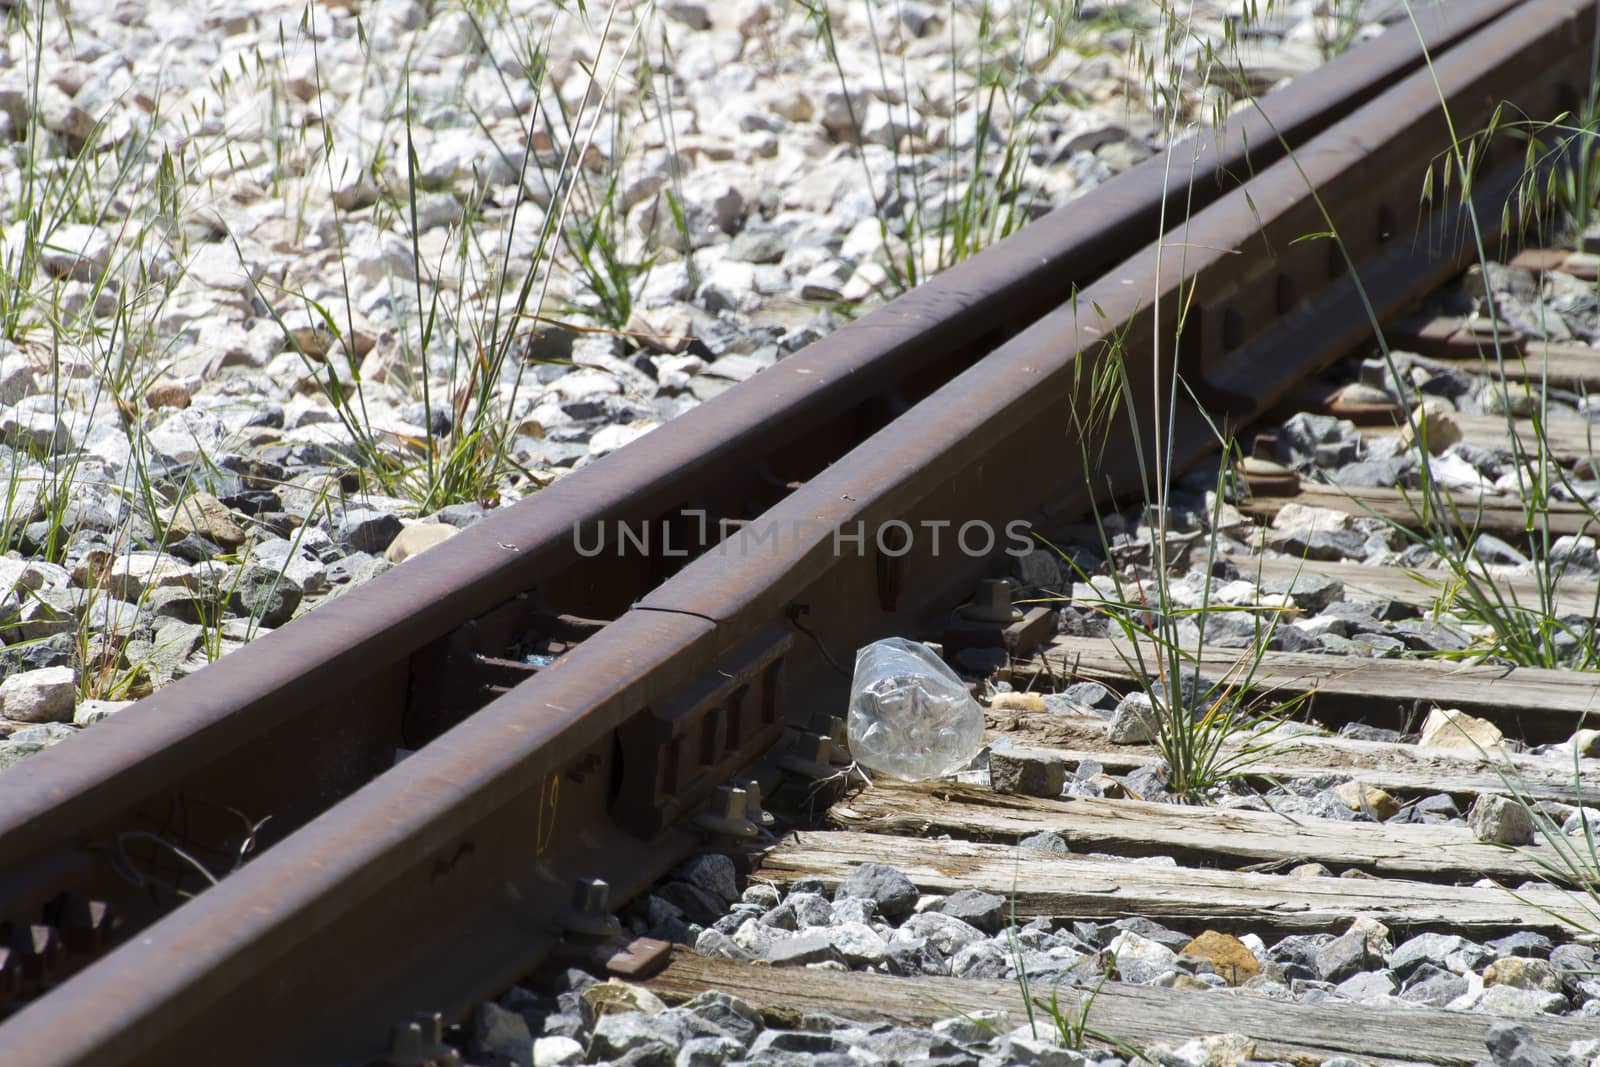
[
  {"left": 372, "top": 1012, "right": 459, "bottom": 1067},
  {"left": 551, "top": 936, "right": 673, "bottom": 981},
  {"left": 554, "top": 877, "right": 623, "bottom": 939},
  {"left": 1238, "top": 435, "right": 1302, "bottom": 497},
  {"left": 943, "top": 579, "right": 1056, "bottom": 659},
  {"left": 549, "top": 877, "right": 672, "bottom": 980},
  {"left": 406, "top": 596, "right": 613, "bottom": 746},
  {"left": 691, "top": 785, "right": 761, "bottom": 841},
  {"left": 733, "top": 778, "right": 776, "bottom": 829},
  {"left": 611, "top": 626, "right": 791, "bottom": 839}
]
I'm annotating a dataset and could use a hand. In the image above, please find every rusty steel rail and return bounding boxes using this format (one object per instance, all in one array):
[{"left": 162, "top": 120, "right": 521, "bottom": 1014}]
[
  {"left": 0, "top": 0, "right": 1514, "bottom": 1002},
  {"left": 2, "top": 0, "right": 1588, "bottom": 1062}
]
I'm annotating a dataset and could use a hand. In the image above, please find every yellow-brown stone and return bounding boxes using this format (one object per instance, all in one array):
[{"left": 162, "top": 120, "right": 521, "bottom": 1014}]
[
  {"left": 1483, "top": 957, "right": 1564, "bottom": 993},
  {"left": 988, "top": 692, "right": 1047, "bottom": 713},
  {"left": 1180, "top": 930, "right": 1261, "bottom": 987},
  {"left": 144, "top": 379, "right": 192, "bottom": 410},
  {"left": 1332, "top": 780, "right": 1400, "bottom": 821},
  {"left": 162, "top": 492, "right": 246, "bottom": 550}
]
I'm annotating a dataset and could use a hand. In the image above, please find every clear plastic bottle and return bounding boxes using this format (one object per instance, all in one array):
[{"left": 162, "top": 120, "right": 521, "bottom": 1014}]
[{"left": 846, "top": 637, "right": 985, "bottom": 781}]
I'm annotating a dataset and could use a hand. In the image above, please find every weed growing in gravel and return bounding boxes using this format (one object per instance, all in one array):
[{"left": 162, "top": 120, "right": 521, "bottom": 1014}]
[
  {"left": 1391, "top": 25, "right": 1600, "bottom": 670},
  {"left": 1381, "top": 251, "right": 1600, "bottom": 669},
  {"left": 1496, "top": 754, "right": 1600, "bottom": 929},
  {"left": 1055, "top": 300, "right": 1304, "bottom": 799},
  {"left": 1220, "top": 1, "right": 1600, "bottom": 672},
  {"left": 998, "top": 869, "right": 1141, "bottom": 1058},
  {"left": 1427, "top": 95, "right": 1600, "bottom": 669},
  {"left": 795, "top": 0, "right": 1073, "bottom": 295},
  {"left": 1054, "top": 476, "right": 1307, "bottom": 798},
  {"left": 1034, "top": 973, "right": 1146, "bottom": 1059},
  {"left": 526, "top": 40, "right": 661, "bottom": 331},
  {"left": 235, "top": 0, "right": 659, "bottom": 510},
  {"left": 1038, "top": 1, "right": 1333, "bottom": 800},
  {"left": 1504, "top": 13, "right": 1600, "bottom": 248},
  {"left": 0, "top": 0, "right": 200, "bottom": 584},
  {"left": 1311, "top": 0, "right": 1368, "bottom": 63}
]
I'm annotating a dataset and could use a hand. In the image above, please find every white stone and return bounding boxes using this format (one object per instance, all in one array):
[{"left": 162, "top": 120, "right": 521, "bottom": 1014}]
[
  {"left": 419, "top": 127, "right": 520, "bottom": 187},
  {"left": 1452, "top": 981, "right": 1567, "bottom": 1017},
  {"left": 1269, "top": 502, "right": 1351, "bottom": 532},
  {"left": 248, "top": 541, "right": 330, "bottom": 594},
  {"left": 39, "top": 224, "right": 112, "bottom": 282},
  {"left": 38, "top": 81, "right": 97, "bottom": 143},
  {"left": 732, "top": 916, "right": 777, "bottom": 955},
  {"left": 1148, "top": 1032, "right": 1257, "bottom": 1067},
  {"left": 587, "top": 421, "right": 656, "bottom": 457},
  {"left": 841, "top": 260, "right": 895, "bottom": 303},
  {"left": 798, "top": 258, "right": 854, "bottom": 301},
  {"left": 825, "top": 921, "right": 888, "bottom": 966},
  {"left": 185, "top": 240, "right": 263, "bottom": 293},
  {"left": 146, "top": 410, "right": 229, "bottom": 464},
  {"left": 0, "top": 666, "right": 77, "bottom": 724},
  {"left": 105, "top": 553, "right": 195, "bottom": 602},
  {"left": 532, "top": 1036, "right": 584, "bottom": 1067},
  {"left": 383, "top": 522, "right": 458, "bottom": 563},
  {"left": 0, "top": 557, "right": 51, "bottom": 599},
  {"left": 347, "top": 229, "right": 417, "bottom": 286},
  {"left": 1563, "top": 807, "right": 1600, "bottom": 836},
  {"left": 1551, "top": 535, "right": 1600, "bottom": 575},
  {"left": 1397, "top": 400, "right": 1463, "bottom": 456},
  {"left": 1419, "top": 706, "right": 1503, "bottom": 753},
  {"left": 75, "top": 699, "right": 134, "bottom": 726},
  {"left": 1107, "top": 692, "right": 1158, "bottom": 744},
  {"left": 1210, "top": 579, "right": 1261, "bottom": 605},
  {"left": 1428, "top": 451, "right": 1492, "bottom": 493},
  {"left": 1107, "top": 930, "right": 1176, "bottom": 969},
  {"left": 1468, "top": 794, "right": 1535, "bottom": 845},
  {"left": 550, "top": 368, "right": 623, "bottom": 402},
  {"left": 0, "top": 351, "right": 37, "bottom": 405},
  {"left": 1290, "top": 614, "right": 1347, "bottom": 639},
  {"left": 0, "top": 407, "right": 76, "bottom": 453},
  {"left": 1005, "top": 1036, "right": 1086, "bottom": 1067}
]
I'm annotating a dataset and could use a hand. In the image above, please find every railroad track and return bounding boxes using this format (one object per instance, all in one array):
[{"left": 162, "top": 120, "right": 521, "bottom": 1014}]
[{"left": 3, "top": 0, "right": 1598, "bottom": 1062}]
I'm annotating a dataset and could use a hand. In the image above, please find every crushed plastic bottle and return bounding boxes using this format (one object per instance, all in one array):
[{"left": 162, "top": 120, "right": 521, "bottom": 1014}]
[{"left": 846, "top": 637, "right": 985, "bottom": 781}]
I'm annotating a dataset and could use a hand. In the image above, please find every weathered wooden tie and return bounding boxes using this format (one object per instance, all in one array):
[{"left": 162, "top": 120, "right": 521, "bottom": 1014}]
[
  {"left": 1010, "top": 635, "right": 1600, "bottom": 741},
  {"left": 1241, "top": 483, "right": 1595, "bottom": 540},
  {"left": 757, "top": 831, "right": 1592, "bottom": 934},
  {"left": 1219, "top": 552, "right": 1598, "bottom": 619},
  {"left": 649, "top": 953, "right": 1600, "bottom": 1066},
  {"left": 974, "top": 712, "right": 1600, "bottom": 806},
  {"left": 828, "top": 780, "right": 1564, "bottom": 884}
]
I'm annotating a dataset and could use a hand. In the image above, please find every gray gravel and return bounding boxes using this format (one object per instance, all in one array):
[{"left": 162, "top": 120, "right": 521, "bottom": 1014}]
[
  {"left": 483, "top": 866, "right": 1600, "bottom": 1067},
  {"left": 0, "top": 0, "right": 1441, "bottom": 765},
  {"left": 613, "top": 855, "right": 1600, "bottom": 1026},
  {"left": 0, "top": 0, "right": 1270, "bottom": 761}
]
